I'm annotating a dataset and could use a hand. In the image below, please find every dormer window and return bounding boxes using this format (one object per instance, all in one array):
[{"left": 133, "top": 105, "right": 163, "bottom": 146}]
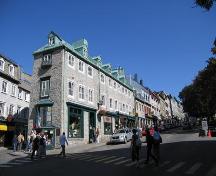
[
  {"left": 9, "top": 65, "right": 14, "bottom": 76},
  {"left": 42, "top": 54, "right": 52, "bottom": 67},
  {"left": 49, "top": 37, "right": 55, "bottom": 46},
  {"left": 0, "top": 58, "right": 5, "bottom": 71}
]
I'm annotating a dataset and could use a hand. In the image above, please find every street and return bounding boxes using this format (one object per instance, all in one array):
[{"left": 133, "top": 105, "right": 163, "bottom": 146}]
[{"left": 0, "top": 128, "right": 216, "bottom": 176}]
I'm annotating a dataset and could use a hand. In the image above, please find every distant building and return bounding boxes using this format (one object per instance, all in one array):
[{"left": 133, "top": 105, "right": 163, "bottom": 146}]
[{"left": 0, "top": 54, "right": 31, "bottom": 147}]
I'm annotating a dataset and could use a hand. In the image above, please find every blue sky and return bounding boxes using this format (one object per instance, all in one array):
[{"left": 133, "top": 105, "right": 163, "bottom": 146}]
[{"left": 0, "top": 0, "right": 215, "bottom": 98}]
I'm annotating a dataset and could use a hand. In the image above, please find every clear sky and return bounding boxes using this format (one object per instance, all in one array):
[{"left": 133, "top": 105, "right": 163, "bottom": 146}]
[{"left": 0, "top": 0, "right": 215, "bottom": 98}]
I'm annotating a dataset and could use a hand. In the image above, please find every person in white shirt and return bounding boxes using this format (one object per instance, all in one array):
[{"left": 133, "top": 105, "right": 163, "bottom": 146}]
[{"left": 59, "top": 132, "right": 68, "bottom": 157}]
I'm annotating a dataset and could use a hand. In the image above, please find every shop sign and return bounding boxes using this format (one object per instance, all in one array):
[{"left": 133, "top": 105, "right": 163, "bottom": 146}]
[
  {"left": 0, "top": 124, "right": 7, "bottom": 131},
  {"left": 104, "top": 116, "right": 112, "bottom": 123}
]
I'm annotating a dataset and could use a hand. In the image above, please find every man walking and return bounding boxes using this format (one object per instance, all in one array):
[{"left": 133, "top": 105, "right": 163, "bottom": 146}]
[
  {"left": 144, "top": 128, "right": 158, "bottom": 166},
  {"left": 59, "top": 132, "right": 68, "bottom": 158}
]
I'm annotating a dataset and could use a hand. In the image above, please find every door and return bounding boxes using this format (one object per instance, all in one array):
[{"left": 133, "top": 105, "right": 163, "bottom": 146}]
[{"left": 89, "top": 112, "right": 96, "bottom": 143}]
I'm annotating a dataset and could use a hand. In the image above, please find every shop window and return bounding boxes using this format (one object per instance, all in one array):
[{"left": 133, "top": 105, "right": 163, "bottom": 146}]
[
  {"left": 68, "top": 107, "right": 83, "bottom": 138},
  {"left": 104, "top": 116, "right": 112, "bottom": 135},
  {"left": 39, "top": 106, "right": 52, "bottom": 127}
]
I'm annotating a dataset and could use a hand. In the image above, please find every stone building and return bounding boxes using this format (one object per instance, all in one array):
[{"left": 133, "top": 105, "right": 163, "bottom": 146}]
[{"left": 28, "top": 31, "right": 135, "bottom": 147}]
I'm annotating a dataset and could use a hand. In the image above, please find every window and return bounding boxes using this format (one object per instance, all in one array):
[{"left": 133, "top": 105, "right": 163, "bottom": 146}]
[
  {"left": 88, "top": 89, "right": 93, "bottom": 102},
  {"left": 11, "top": 84, "right": 16, "bottom": 96},
  {"left": 41, "top": 79, "right": 50, "bottom": 97},
  {"left": 100, "top": 74, "right": 105, "bottom": 83},
  {"left": 109, "top": 98, "right": 112, "bottom": 108},
  {"left": 0, "top": 102, "right": 5, "bottom": 116},
  {"left": 115, "top": 100, "right": 118, "bottom": 110},
  {"left": 122, "top": 87, "right": 124, "bottom": 94},
  {"left": 9, "top": 104, "right": 14, "bottom": 115},
  {"left": 101, "top": 95, "right": 106, "bottom": 106},
  {"left": 125, "top": 89, "right": 128, "bottom": 95},
  {"left": 119, "top": 102, "right": 122, "bottom": 111},
  {"left": 17, "top": 106, "right": 21, "bottom": 118},
  {"left": 78, "top": 60, "right": 84, "bottom": 72},
  {"left": 68, "top": 54, "right": 75, "bottom": 67},
  {"left": 49, "top": 37, "right": 55, "bottom": 45},
  {"left": 123, "top": 104, "right": 125, "bottom": 112},
  {"left": 9, "top": 65, "right": 14, "bottom": 76},
  {"left": 43, "top": 54, "right": 52, "bottom": 64},
  {"left": 2, "top": 81, "right": 7, "bottom": 93},
  {"left": 68, "top": 107, "right": 83, "bottom": 138},
  {"left": 0, "top": 58, "right": 5, "bottom": 71},
  {"left": 79, "top": 85, "right": 84, "bottom": 100},
  {"left": 39, "top": 106, "right": 52, "bottom": 127},
  {"left": 88, "top": 66, "right": 93, "bottom": 77},
  {"left": 126, "top": 105, "right": 128, "bottom": 112},
  {"left": 113, "top": 82, "right": 116, "bottom": 89},
  {"left": 18, "top": 88, "right": 22, "bottom": 99},
  {"left": 68, "top": 81, "right": 74, "bottom": 97},
  {"left": 109, "top": 79, "right": 112, "bottom": 87},
  {"left": 104, "top": 116, "right": 112, "bottom": 135}
]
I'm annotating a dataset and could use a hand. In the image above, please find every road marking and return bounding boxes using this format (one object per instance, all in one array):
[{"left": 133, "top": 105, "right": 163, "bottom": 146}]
[
  {"left": 0, "top": 165, "right": 12, "bottom": 168},
  {"left": 79, "top": 155, "right": 94, "bottom": 160},
  {"left": 85, "top": 156, "right": 107, "bottom": 162},
  {"left": 167, "top": 162, "right": 185, "bottom": 172},
  {"left": 95, "top": 156, "right": 116, "bottom": 163},
  {"left": 114, "top": 159, "right": 131, "bottom": 165},
  {"left": 158, "top": 161, "right": 171, "bottom": 167},
  {"left": 14, "top": 160, "right": 32, "bottom": 163},
  {"left": 7, "top": 162, "right": 23, "bottom": 165},
  {"left": 104, "top": 157, "right": 126, "bottom": 164},
  {"left": 206, "top": 164, "right": 216, "bottom": 176},
  {"left": 185, "top": 162, "right": 202, "bottom": 174},
  {"left": 68, "top": 154, "right": 91, "bottom": 159},
  {"left": 125, "top": 159, "right": 145, "bottom": 167}
]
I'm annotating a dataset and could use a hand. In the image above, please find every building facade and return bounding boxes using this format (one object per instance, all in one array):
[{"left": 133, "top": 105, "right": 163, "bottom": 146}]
[
  {"left": 0, "top": 54, "right": 31, "bottom": 147},
  {"left": 28, "top": 32, "right": 135, "bottom": 147}
]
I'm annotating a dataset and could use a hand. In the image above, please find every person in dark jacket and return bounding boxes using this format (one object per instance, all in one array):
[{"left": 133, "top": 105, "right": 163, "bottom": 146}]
[
  {"left": 144, "top": 128, "right": 158, "bottom": 166},
  {"left": 131, "top": 129, "right": 141, "bottom": 168},
  {"left": 31, "top": 135, "right": 40, "bottom": 159}
]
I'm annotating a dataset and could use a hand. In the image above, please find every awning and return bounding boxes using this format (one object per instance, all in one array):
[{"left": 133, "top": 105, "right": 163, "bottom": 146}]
[
  {"left": 36, "top": 99, "right": 54, "bottom": 106},
  {"left": 0, "top": 124, "right": 7, "bottom": 131}
]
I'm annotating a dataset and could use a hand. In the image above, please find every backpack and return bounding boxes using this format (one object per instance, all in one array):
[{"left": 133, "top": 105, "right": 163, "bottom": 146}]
[
  {"left": 135, "top": 135, "right": 142, "bottom": 147},
  {"left": 153, "top": 131, "right": 162, "bottom": 144}
]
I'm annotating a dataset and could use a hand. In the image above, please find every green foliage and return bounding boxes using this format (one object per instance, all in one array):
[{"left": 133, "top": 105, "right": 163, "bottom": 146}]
[
  {"left": 179, "top": 57, "right": 216, "bottom": 119},
  {"left": 195, "top": 0, "right": 216, "bottom": 10}
]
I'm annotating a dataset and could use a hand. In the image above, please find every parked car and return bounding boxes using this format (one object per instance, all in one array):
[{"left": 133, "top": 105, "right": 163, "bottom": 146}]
[
  {"left": 208, "top": 126, "right": 216, "bottom": 137},
  {"left": 109, "top": 129, "right": 132, "bottom": 144}
]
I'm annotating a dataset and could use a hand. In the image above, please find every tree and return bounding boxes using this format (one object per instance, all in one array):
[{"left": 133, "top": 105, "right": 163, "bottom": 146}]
[
  {"left": 179, "top": 41, "right": 216, "bottom": 120},
  {"left": 195, "top": 0, "right": 216, "bottom": 10}
]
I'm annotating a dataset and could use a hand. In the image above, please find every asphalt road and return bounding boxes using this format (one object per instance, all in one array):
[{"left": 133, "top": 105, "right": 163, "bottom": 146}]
[{"left": 0, "top": 128, "right": 216, "bottom": 176}]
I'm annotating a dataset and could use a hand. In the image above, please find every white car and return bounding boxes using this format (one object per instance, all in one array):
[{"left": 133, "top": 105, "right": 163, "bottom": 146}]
[{"left": 110, "top": 129, "right": 132, "bottom": 144}]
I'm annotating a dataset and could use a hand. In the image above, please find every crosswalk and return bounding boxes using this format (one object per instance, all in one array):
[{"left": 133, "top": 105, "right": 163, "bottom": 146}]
[{"left": 1, "top": 153, "right": 216, "bottom": 176}]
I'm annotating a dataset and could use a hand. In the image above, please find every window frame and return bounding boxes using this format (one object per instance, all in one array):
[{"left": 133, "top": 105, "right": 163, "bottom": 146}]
[
  {"left": 78, "top": 84, "right": 85, "bottom": 100},
  {"left": 87, "top": 66, "right": 93, "bottom": 78},
  {"left": 68, "top": 54, "right": 75, "bottom": 68},
  {"left": 78, "top": 60, "right": 85, "bottom": 73},
  {"left": 100, "top": 74, "right": 105, "bottom": 84},
  {"left": 9, "top": 64, "right": 15, "bottom": 76},
  {"left": 40, "top": 78, "right": 50, "bottom": 98},
  {"left": 68, "top": 80, "right": 74, "bottom": 97},
  {"left": 2, "top": 81, "right": 7, "bottom": 93},
  {"left": 88, "top": 88, "right": 94, "bottom": 103},
  {"left": 0, "top": 58, "right": 5, "bottom": 71}
]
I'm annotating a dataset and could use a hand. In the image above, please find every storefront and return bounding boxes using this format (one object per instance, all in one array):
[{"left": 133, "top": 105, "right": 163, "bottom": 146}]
[{"left": 67, "top": 102, "right": 96, "bottom": 144}]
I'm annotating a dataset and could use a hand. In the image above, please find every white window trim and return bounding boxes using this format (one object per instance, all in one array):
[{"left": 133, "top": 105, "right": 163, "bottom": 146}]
[
  {"left": 88, "top": 88, "right": 94, "bottom": 103},
  {"left": 68, "top": 54, "right": 75, "bottom": 69},
  {"left": 78, "top": 84, "right": 85, "bottom": 101},
  {"left": 2, "top": 81, "right": 8, "bottom": 94},
  {"left": 41, "top": 79, "right": 50, "bottom": 98},
  {"left": 108, "top": 78, "right": 112, "bottom": 88},
  {"left": 100, "top": 74, "right": 105, "bottom": 84},
  {"left": 11, "top": 84, "right": 16, "bottom": 97},
  {"left": 18, "top": 88, "right": 23, "bottom": 99},
  {"left": 114, "top": 100, "right": 118, "bottom": 110},
  {"left": 0, "top": 58, "right": 5, "bottom": 71},
  {"left": 78, "top": 60, "right": 85, "bottom": 74},
  {"left": 87, "top": 66, "right": 93, "bottom": 78},
  {"left": 9, "top": 64, "right": 15, "bottom": 76},
  {"left": 68, "top": 80, "right": 75, "bottom": 98}
]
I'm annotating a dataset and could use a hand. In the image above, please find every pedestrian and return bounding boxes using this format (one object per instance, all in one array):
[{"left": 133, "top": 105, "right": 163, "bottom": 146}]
[
  {"left": 59, "top": 132, "right": 68, "bottom": 158},
  {"left": 153, "top": 126, "right": 162, "bottom": 162},
  {"left": 12, "top": 134, "right": 17, "bottom": 152},
  {"left": 144, "top": 128, "right": 158, "bottom": 166},
  {"left": 17, "top": 133, "right": 24, "bottom": 151},
  {"left": 31, "top": 135, "right": 40, "bottom": 159},
  {"left": 38, "top": 133, "right": 46, "bottom": 158},
  {"left": 96, "top": 127, "right": 100, "bottom": 143},
  {"left": 131, "top": 128, "right": 141, "bottom": 168}
]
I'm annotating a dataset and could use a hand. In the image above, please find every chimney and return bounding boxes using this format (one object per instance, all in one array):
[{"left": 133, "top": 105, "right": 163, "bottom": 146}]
[
  {"left": 134, "top": 73, "right": 138, "bottom": 82},
  {"left": 140, "top": 79, "right": 143, "bottom": 86}
]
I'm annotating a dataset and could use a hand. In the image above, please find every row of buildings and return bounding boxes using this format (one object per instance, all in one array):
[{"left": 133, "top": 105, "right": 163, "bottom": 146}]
[{"left": 0, "top": 31, "right": 185, "bottom": 148}]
